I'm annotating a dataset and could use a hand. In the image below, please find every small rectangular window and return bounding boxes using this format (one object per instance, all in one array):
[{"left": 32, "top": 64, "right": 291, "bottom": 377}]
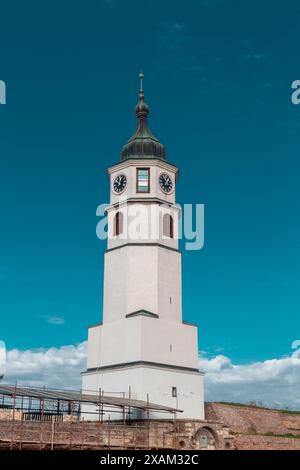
[
  {"left": 172, "top": 387, "right": 177, "bottom": 398},
  {"left": 137, "top": 168, "right": 150, "bottom": 193}
]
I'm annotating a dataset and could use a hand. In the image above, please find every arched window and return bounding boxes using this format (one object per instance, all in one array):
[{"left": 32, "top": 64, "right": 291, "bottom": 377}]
[
  {"left": 114, "top": 211, "right": 123, "bottom": 236},
  {"left": 163, "top": 214, "right": 174, "bottom": 239}
]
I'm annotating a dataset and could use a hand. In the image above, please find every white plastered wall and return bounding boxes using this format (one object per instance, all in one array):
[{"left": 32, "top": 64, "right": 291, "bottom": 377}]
[
  {"left": 86, "top": 316, "right": 199, "bottom": 370},
  {"left": 82, "top": 365, "right": 204, "bottom": 420},
  {"left": 102, "top": 245, "right": 182, "bottom": 323}
]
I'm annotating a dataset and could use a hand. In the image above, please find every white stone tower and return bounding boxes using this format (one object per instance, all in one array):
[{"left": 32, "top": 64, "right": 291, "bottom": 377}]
[{"left": 82, "top": 74, "right": 204, "bottom": 419}]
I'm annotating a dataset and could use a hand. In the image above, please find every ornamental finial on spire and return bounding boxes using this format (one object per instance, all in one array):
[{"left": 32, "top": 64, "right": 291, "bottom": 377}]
[
  {"left": 139, "top": 71, "right": 145, "bottom": 102},
  {"left": 136, "top": 70, "right": 148, "bottom": 118},
  {"left": 139, "top": 71, "right": 144, "bottom": 93}
]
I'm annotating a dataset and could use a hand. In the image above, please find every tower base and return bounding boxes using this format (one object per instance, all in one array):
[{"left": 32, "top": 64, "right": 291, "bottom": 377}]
[{"left": 81, "top": 362, "right": 204, "bottom": 421}]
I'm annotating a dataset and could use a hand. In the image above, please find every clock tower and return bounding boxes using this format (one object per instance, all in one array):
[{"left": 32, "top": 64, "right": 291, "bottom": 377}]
[{"left": 82, "top": 74, "right": 204, "bottom": 420}]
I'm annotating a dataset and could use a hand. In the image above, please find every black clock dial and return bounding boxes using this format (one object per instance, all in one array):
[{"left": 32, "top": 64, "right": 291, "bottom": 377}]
[
  {"left": 159, "top": 173, "right": 173, "bottom": 193},
  {"left": 113, "top": 174, "right": 127, "bottom": 194}
]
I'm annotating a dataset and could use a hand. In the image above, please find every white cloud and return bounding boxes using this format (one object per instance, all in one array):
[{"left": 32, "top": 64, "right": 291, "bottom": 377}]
[
  {"left": 260, "top": 80, "right": 281, "bottom": 90},
  {"left": 164, "top": 21, "right": 186, "bottom": 33},
  {"left": 184, "top": 64, "right": 206, "bottom": 75},
  {"left": 2, "top": 341, "right": 300, "bottom": 410},
  {"left": 3, "top": 342, "right": 87, "bottom": 390},
  {"left": 44, "top": 316, "right": 65, "bottom": 325},
  {"left": 200, "top": 352, "right": 300, "bottom": 410},
  {"left": 242, "top": 53, "right": 267, "bottom": 62},
  {"left": 157, "top": 20, "right": 187, "bottom": 50},
  {"left": 104, "top": 0, "right": 117, "bottom": 8}
]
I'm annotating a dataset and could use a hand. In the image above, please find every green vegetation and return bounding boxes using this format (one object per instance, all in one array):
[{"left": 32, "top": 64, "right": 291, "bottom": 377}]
[
  {"left": 279, "top": 409, "right": 300, "bottom": 415},
  {"left": 230, "top": 431, "right": 300, "bottom": 439}
]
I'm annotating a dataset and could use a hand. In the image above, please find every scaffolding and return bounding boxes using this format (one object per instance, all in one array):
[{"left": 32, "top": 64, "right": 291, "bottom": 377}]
[{"left": 0, "top": 384, "right": 182, "bottom": 450}]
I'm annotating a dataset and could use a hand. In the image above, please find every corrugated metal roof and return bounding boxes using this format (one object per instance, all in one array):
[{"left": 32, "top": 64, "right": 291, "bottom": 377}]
[{"left": 0, "top": 384, "right": 182, "bottom": 413}]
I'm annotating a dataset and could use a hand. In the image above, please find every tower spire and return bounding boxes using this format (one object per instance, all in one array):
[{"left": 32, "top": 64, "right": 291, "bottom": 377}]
[{"left": 121, "top": 72, "right": 166, "bottom": 160}]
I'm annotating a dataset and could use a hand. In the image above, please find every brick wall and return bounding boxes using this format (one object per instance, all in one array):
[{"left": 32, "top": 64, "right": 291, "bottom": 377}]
[
  {"left": 205, "top": 403, "right": 300, "bottom": 435},
  {"left": 0, "top": 418, "right": 232, "bottom": 450},
  {"left": 234, "top": 434, "right": 300, "bottom": 450},
  {"left": 0, "top": 409, "right": 22, "bottom": 421},
  {"left": 1, "top": 403, "right": 300, "bottom": 450},
  {"left": 205, "top": 403, "right": 300, "bottom": 449}
]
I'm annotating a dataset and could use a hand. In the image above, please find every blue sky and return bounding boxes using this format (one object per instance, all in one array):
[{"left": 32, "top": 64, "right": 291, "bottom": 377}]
[{"left": 1, "top": 0, "right": 300, "bottom": 370}]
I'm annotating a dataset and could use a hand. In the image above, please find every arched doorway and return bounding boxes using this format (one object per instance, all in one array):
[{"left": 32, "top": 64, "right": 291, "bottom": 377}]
[{"left": 194, "top": 426, "right": 218, "bottom": 450}]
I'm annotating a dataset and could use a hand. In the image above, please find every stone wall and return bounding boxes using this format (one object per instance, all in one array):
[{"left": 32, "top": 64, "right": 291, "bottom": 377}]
[
  {"left": 205, "top": 402, "right": 300, "bottom": 435},
  {"left": 234, "top": 434, "right": 300, "bottom": 450},
  {"left": 0, "top": 409, "right": 22, "bottom": 421},
  {"left": 205, "top": 402, "right": 300, "bottom": 450},
  {"left": 0, "top": 418, "right": 232, "bottom": 450},
  {"left": 1, "top": 403, "right": 300, "bottom": 450}
]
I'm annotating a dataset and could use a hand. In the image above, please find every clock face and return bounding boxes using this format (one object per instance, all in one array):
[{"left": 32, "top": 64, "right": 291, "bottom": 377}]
[
  {"left": 159, "top": 173, "right": 173, "bottom": 194},
  {"left": 113, "top": 174, "right": 127, "bottom": 194}
]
